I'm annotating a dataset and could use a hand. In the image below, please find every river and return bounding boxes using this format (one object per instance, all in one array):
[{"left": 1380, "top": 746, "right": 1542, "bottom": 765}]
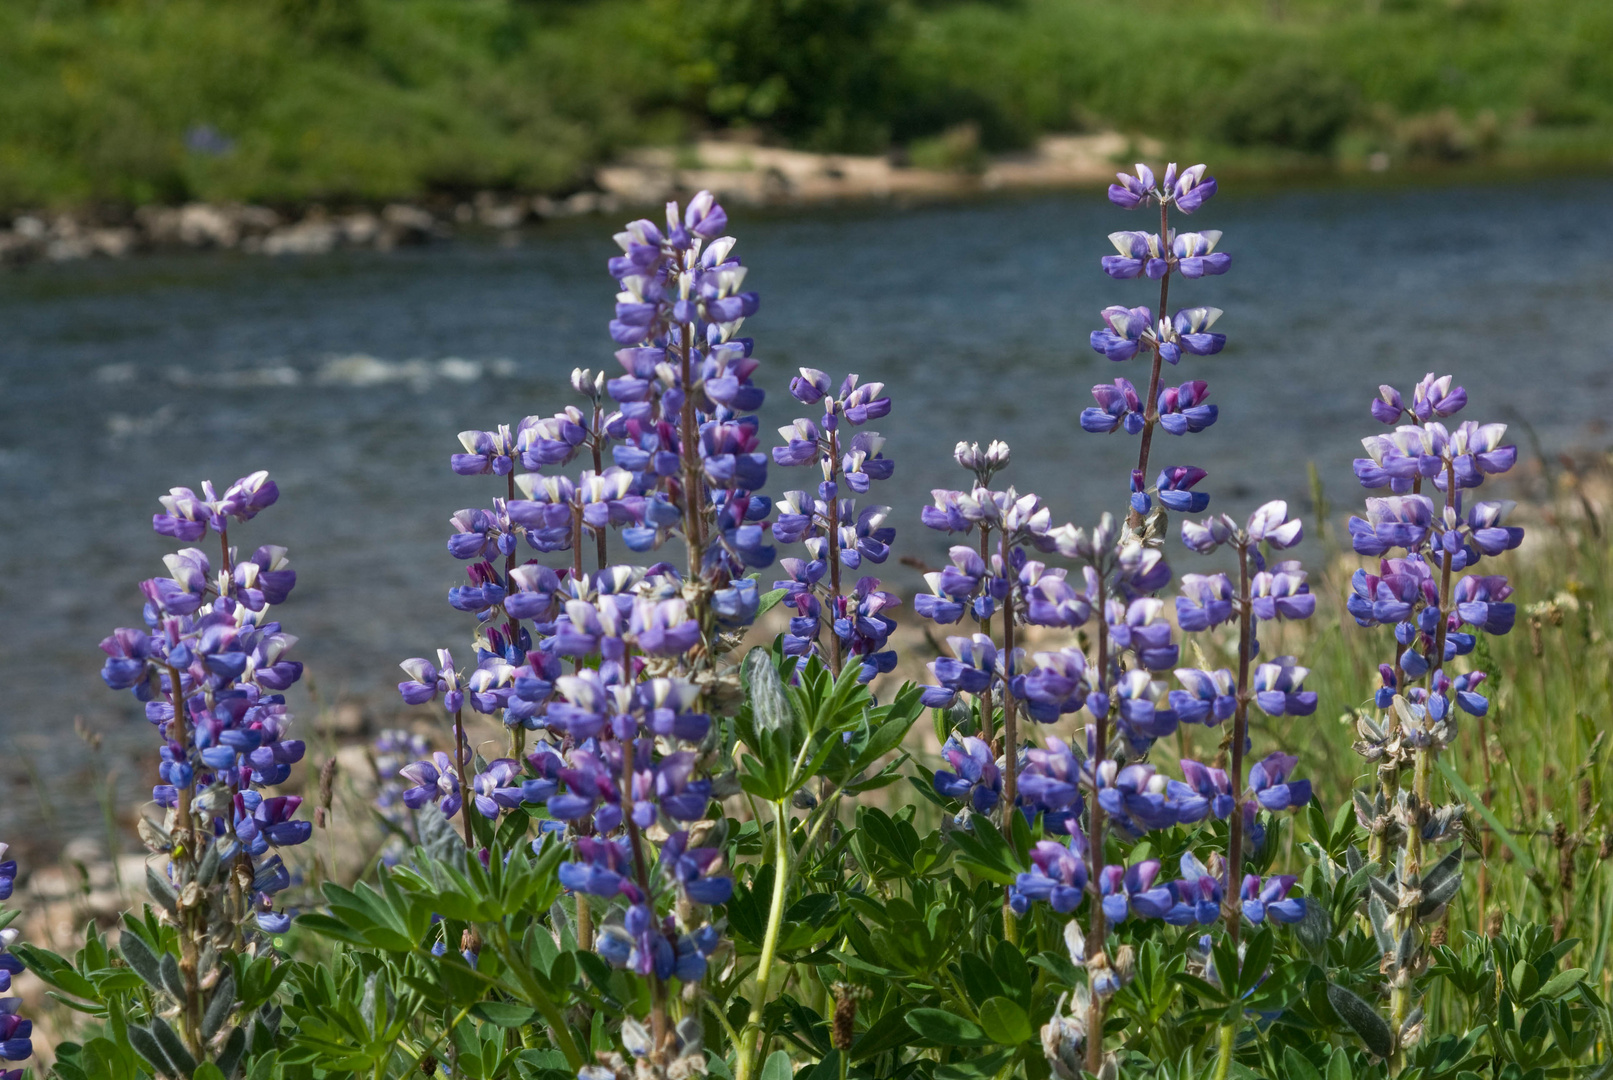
[{"left": 2, "top": 176, "right": 1609, "bottom": 842}]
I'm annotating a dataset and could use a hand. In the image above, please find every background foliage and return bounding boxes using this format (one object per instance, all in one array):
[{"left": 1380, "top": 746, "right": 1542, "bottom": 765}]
[{"left": 3, "top": 0, "right": 1613, "bottom": 208}]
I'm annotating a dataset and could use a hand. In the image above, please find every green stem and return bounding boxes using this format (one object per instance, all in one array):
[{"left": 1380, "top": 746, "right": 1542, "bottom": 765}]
[
  {"left": 492, "top": 926, "right": 586, "bottom": 1070},
  {"left": 1213, "top": 1020, "right": 1236, "bottom": 1080},
  {"left": 737, "top": 799, "right": 793, "bottom": 1080}
]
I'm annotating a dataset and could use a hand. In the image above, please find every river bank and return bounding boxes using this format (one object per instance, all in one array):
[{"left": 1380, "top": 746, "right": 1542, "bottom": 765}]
[{"left": 0, "top": 132, "right": 1148, "bottom": 265}]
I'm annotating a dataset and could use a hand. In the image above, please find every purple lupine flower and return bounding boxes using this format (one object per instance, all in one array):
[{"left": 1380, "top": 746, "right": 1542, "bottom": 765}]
[
  {"left": 1157, "top": 380, "right": 1218, "bottom": 435},
  {"left": 1090, "top": 306, "right": 1154, "bottom": 362},
  {"left": 1171, "top": 232, "right": 1230, "bottom": 277},
  {"left": 451, "top": 425, "right": 518, "bottom": 476},
  {"left": 1099, "top": 860, "right": 1174, "bottom": 923},
  {"left": 1107, "top": 164, "right": 1156, "bottom": 209},
  {"left": 1240, "top": 874, "right": 1305, "bottom": 924},
  {"left": 1349, "top": 495, "right": 1436, "bottom": 555},
  {"left": 921, "top": 634, "right": 1002, "bottom": 709},
  {"left": 934, "top": 735, "right": 1002, "bottom": 813},
  {"left": 1112, "top": 669, "right": 1179, "bottom": 751},
  {"left": 559, "top": 836, "right": 642, "bottom": 901},
  {"left": 1098, "top": 763, "right": 1185, "bottom": 833},
  {"left": 1466, "top": 500, "right": 1525, "bottom": 557},
  {"left": 1453, "top": 574, "right": 1516, "bottom": 635},
  {"left": 1170, "top": 668, "right": 1235, "bottom": 725},
  {"left": 1101, "top": 230, "right": 1168, "bottom": 279},
  {"left": 1247, "top": 752, "right": 1312, "bottom": 811},
  {"left": 1176, "top": 573, "right": 1235, "bottom": 631},
  {"left": 1169, "top": 164, "right": 1218, "bottom": 213},
  {"left": 0, "top": 848, "right": 14, "bottom": 905},
  {"left": 1174, "top": 760, "right": 1235, "bottom": 821},
  {"left": 1012, "top": 648, "right": 1091, "bottom": 722},
  {"left": 1018, "top": 737, "right": 1085, "bottom": 834},
  {"left": 1158, "top": 308, "right": 1226, "bottom": 364},
  {"left": 1155, "top": 466, "right": 1210, "bottom": 513},
  {"left": 1080, "top": 377, "right": 1145, "bottom": 435},
  {"left": 400, "top": 751, "right": 464, "bottom": 818},
  {"left": 1015, "top": 838, "right": 1089, "bottom": 913},
  {"left": 1409, "top": 373, "right": 1467, "bottom": 421},
  {"left": 663, "top": 831, "right": 734, "bottom": 906},
  {"left": 1250, "top": 561, "right": 1316, "bottom": 621},
  {"left": 398, "top": 650, "right": 464, "bottom": 712},
  {"left": 470, "top": 758, "right": 526, "bottom": 818},
  {"left": 1346, "top": 556, "right": 1435, "bottom": 627},
  {"left": 1251, "top": 657, "right": 1317, "bottom": 717},
  {"left": 1107, "top": 599, "right": 1179, "bottom": 671},
  {"left": 1164, "top": 853, "right": 1224, "bottom": 926}
]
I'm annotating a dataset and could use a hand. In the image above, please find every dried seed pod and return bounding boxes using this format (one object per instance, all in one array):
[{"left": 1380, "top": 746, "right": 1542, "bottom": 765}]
[
  {"left": 1486, "top": 909, "right": 1503, "bottom": 937},
  {"left": 1580, "top": 778, "right": 1594, "bottom": 819},
  {"left": 421, "top": 1055, "right": 438, "bottom": 1076}
]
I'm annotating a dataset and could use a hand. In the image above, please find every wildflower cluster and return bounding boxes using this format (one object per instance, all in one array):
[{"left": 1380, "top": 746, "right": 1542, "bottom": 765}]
[
  {"left": 1346, "top": 373, "right": 1522, "bottom": 1056},
  {"left": 98, "top": 471, "right": 307, "bottom": 1060},
  {"left": 393, "top": 192, "right": 784, "bottom": 1065},
  {"left": 920, "top": 163, "right": 1321, "bottom": 1077}
]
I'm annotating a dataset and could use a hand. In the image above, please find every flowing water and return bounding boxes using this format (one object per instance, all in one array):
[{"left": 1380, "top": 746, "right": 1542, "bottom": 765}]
[{"left": 3, "top": 177, "right": 1610, "bottom": 841}]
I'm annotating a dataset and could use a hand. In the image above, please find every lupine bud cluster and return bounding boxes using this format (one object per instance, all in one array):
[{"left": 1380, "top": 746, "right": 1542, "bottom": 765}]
[
  {"left": 1345, "top": 373, "right": 1522, "bottom": 1053},
  {"left": 393, "top": 193, "right": 781, "bottom": 1062},
  {"left": 100, "top": 473, "right": 308, "bottom": 934},
  {"left": 770, "top": 371, "right": 899, "bottom": 680}
]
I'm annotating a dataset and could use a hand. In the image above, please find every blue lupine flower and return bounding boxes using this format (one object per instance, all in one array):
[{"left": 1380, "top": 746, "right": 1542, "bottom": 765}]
[
  {"left": 1251, "top": 658, "right": 1317, "bottom": 717},
  {"left": 1080, "top": 378, "right": 1145, "bottom": 435},
  {"left": 1099, "top": 860, "right": 1174, "bottom": 923},
  {"left": 1247, "top": 752, "right": 1311, "bottom": 811},
  {"left": 1164, "top": 853, "right": 1224, "bottom": 926},
  {"left": 1155, "top": 466, "right": 1210, "bottom": 513},
  {"left": 1016, "top": 838, "right": 1089, "bottom": 913},
  {"left": 1170, "top": 667, "right": 1235, "bottom": 725},
  {"left": 934, "top": 735, "right": 1003, "bottom": 813},
  {"left": 1157, "top": 379, "right": 1218, "bottom": 434},
  {"left": 1240, "top": 875, "right": 1305, "bottom": 924}
]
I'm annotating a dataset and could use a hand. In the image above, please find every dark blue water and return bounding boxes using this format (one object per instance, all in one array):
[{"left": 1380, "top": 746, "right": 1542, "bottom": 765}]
[{"left": 3, "top": 178, "right": 1610, "bottom": 840}]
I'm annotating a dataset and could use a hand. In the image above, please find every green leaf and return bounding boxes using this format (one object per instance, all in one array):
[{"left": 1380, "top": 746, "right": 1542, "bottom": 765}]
[
  {"left": 976, "top": 996, "right": 1033, "bottom": 1046},
  {"left": 1282, "top": 1046, "right": 1324, "bottom": 1080},
  {"left": 934, "top": 1049, "right": 1012, "bottom": 1080},
  {"left": 758, "top": 588, "right": 789, "bottom": 617},
  {"left": 760, "top": 1049, "right": 793, "bottom": 1080},
  {"left": 117, "top": 931, "right": 165, "bottom": 995},
  {"left": 1327, "top": 982, "right": 1393, "bottom": 1058},
  {"left": 473, "top": 1002, "right": 539, "bottom": 1027},
  {"left": 1326, "top": 1048, "right": 1351, "bottom": 1080},
  {"left": 1532, "top": 968, "right": 1587, "bottom": 1002},
  {"left": 905, "top": 1007, "right": 990, "bottom": 1046},
  {"left": 194, "top": 1065, "right": 226, "bottom": 1080}
]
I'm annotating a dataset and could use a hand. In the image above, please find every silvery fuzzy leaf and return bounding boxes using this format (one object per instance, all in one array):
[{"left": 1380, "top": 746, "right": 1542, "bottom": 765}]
[
  {"left": 203, "top": 971, "right": 236, "bottom": 1040},
  {"left": 120, "top": 930, "right": 166, "bottom": 994},
  {"left": 216, "top": 1026, "right": 247, "bottom": 1078},
  {"left": 125, "top": 1024, "right": 173, "bottom": 1075},
  {"left": 1326, "top": 983, "right": 1394, "bottom": 1059},
  {"left": 708, "top": 770, "right": 742, "bottom": 799},
  {"left": 360, "top": 971, "right": 379, "bottom": 1030},
  {"left": 196, "top": 841, "right": 221, "bottom": 887},
  {"left": 1353, "top": 791, "right": 1378, "bottom": 829},
  {"left": 418, "top": 798, "right": 467, "bottom": 870},
  {"left": 1368, "top": 873, "right": 1399, "bottom": 907},
  {"left": 1417, "top": 847, "right": 1464, "bottom": 916},
  {"left": 159, "top": 951, "right": 187, "bottom": 1002},
  {"left": 152, "top": 1014, "right": 198, "bottom": 1076},
  {"left": 743, "top": 648, "right": 793, "bottom": 736},
  {"left": 1368, "top": 895, "right": 1394, "bottom": 955},
  {"left": 1395, "top": 926, "right": 1417, "bottom": 970},
  {"left": 1345, "top": 845, "right": 1366, "bottom": 877},
  {"left": 1399, "top": 1006, "right": 1424, "bottom": 1038},
  {"left": 146, "top": 864, "right": 179, "bottom": 913},
  {"left": 1295, "top": 898, "right": 1332, "bottom": 959}
]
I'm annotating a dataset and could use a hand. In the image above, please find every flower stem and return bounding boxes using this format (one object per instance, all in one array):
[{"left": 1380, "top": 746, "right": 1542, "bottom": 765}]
[
  {"left": 164, "top": 662, "right": 205, "bottom": 1057},
  {"left": 1213, "top": 1019, "right": 1236, "bottom": 1080},
  {"left": 737, "top": 799, "right": 793, "bottom": 1080},
  {"left": 678, "top": 322, "right": 704, "bottom": 582},
  {"left": 1224, "top": 542, "right": 1253, "bottom": 943},
  {"left": 977, "top": 525, "right": 995, "bottom": 746},
  {"left": 1084, "top": 575, "right": 1110, "bottom": 1077},
  {"left": 998, "top": 530, "right": 1021, "bottom": 945},
  {"left": 1128, "top": 199, "right": 1172, "bottom": 532},
  {"left": 825, "top": 429, "right": 843, "bottom": 676},
  {"left": 452, "top": 708, "right": 472, "bottom": 849}
]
